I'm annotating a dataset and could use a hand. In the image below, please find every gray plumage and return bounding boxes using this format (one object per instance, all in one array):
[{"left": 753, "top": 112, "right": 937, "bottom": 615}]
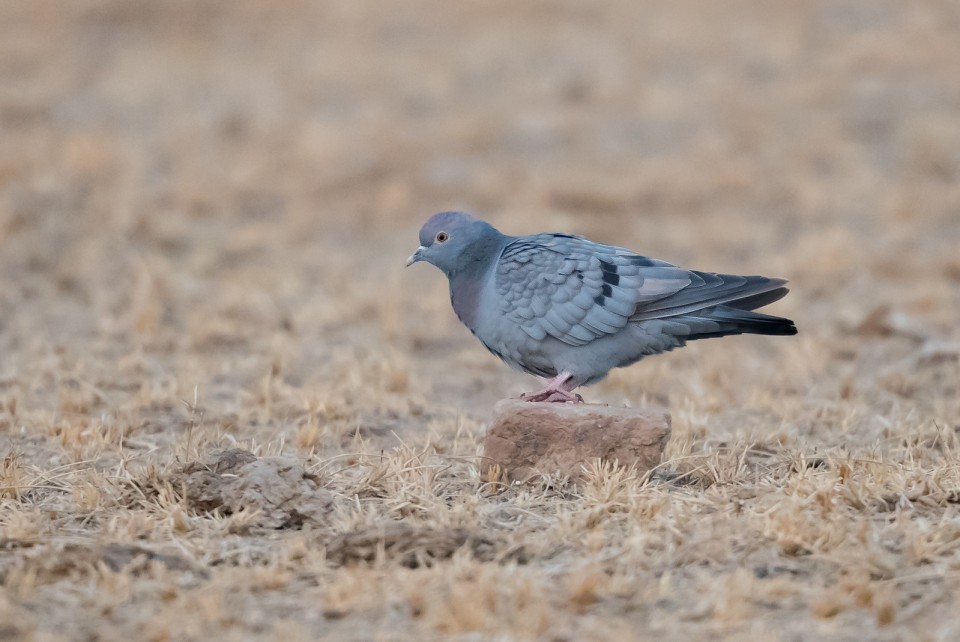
[{"left": 407, "top": 212, "right": 796, "bottom": 390}]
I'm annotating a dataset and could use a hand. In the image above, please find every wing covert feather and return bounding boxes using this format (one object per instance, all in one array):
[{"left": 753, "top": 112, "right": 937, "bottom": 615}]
[{"left": 495, "top": 234, "right": 688, "bottom": 346}]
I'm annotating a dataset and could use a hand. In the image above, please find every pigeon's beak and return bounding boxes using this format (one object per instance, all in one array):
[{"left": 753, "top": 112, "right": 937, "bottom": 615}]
[{"left": 405, "top": 246, "right": 426, "bottom": 267}]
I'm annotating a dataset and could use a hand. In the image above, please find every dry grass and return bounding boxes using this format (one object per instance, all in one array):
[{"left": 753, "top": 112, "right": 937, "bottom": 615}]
[{"left": 1, "top": 0, "right": 959, "bottom": 639}]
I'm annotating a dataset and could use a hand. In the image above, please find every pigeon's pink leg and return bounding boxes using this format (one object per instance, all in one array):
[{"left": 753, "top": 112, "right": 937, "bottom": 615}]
[{"left": 521, "top": 372, "right": 583, "bottom": 403}]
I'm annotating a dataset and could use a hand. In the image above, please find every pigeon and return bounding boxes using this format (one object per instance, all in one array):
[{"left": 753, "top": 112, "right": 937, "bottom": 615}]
[{"left": 406, "top": 212, "right": 797, "bottom": 402}]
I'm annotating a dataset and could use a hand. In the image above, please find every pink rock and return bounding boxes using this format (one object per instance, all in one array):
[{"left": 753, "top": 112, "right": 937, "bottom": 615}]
[{"left": 480, "top": 399, "right": 671, "bottom": 484}]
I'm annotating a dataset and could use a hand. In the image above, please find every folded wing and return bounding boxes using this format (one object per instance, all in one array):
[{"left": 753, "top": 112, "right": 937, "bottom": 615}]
[{"left": 495, "top": 234, "right": 789, "bottom": 346}]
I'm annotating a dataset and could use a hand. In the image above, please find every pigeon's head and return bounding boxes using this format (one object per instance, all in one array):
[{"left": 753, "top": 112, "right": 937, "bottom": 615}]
[{"left": 406, "top": 211, "right": 505, "bottom": 276}]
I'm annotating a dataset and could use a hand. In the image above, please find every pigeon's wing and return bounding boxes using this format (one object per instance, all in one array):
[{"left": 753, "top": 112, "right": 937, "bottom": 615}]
[
  {"left": 495, "top": 234, "right": 686, "bottom": 346},
  {"left": 496, "top": 233, "right": 789, "bottom": 346}
]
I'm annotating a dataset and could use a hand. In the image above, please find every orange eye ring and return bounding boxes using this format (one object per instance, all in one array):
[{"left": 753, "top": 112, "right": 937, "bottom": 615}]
[{"left": 435, "top": 231, "right": 449, "bottom": 243}]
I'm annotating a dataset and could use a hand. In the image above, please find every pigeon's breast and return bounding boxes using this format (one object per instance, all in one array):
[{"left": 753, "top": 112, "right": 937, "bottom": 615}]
[
  {"left": 449, "top": 273, "right": 484, "bottom": 330},
  {"left": 449, "top": 271, "right": 522, "bottom": 369}
]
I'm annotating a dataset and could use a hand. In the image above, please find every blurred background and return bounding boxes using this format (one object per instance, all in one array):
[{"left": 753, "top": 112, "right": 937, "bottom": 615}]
[{"left": 1, "top": 0, "right": 958, "bottom": 431}]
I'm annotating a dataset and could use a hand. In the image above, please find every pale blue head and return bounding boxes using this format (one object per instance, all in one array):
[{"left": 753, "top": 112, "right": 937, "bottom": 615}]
[{"left": 406, "top": 212, "right": 508, "bottom": 277}]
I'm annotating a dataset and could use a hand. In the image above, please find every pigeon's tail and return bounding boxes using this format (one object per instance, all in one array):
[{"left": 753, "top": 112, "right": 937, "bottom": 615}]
[{"left": 679, "top": 302, "right": 797, "bottom": 341}]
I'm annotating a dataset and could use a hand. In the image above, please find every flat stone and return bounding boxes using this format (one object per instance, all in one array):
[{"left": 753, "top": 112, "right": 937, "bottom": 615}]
[{"left": 480, "top": 399, "right": 671, "bottom": 484}]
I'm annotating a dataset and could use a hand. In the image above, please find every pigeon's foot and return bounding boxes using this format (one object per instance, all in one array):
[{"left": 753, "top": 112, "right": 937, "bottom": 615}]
[
  {"left": 521, "top": 372, "right": 583, "bottom": 403},
  {"left": 541, "top": 390, "right": 584, "bottom": 403}
]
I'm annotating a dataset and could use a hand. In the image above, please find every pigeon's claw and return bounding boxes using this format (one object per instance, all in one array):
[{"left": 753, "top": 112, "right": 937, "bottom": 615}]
[{"left": 521, "top": 372, "right": 582, "bottom": 403}]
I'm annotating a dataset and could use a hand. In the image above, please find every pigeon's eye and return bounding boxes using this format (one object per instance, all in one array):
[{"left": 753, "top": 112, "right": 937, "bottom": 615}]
[{"left": 435, "top": 231, "right": 449, "bottom": 243}]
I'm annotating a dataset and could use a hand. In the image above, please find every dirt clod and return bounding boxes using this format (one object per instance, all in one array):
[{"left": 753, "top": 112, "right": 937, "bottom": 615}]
[
  {"left": 174, "top": 449, "right": 334, "bottom": 529},
  {"left": 325, "top": 522, "right": 523, "bottom": 568}
]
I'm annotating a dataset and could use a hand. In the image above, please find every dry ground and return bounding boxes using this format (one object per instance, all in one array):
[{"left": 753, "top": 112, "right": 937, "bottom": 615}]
[{"left": 1, "top": 1, "right": 959, "bottom": 640}]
